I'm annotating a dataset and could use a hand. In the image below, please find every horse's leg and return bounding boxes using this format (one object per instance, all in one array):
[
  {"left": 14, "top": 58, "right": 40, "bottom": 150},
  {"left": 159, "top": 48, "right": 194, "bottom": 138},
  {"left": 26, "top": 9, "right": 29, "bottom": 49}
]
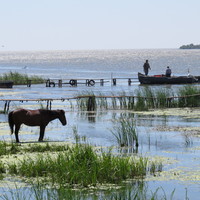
[
  {"left": 38, "top": 126, "right": 46, "bottom": 142},
  {"left": 14, "top": 124, "right": 21, "bottom": 143}
]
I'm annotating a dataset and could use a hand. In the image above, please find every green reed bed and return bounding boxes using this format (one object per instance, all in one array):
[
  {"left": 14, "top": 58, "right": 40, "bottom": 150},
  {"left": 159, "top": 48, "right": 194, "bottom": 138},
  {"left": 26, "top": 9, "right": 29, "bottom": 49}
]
[
  {"left": 74, "top": 85, "right": 200, "bottom": 113},
  {"left": 177, "top": 85, "right": 200, "bottom": 107},
  {"left": 6, "top": 143, "right": 161, "bottom": 187},
  {"left": 0, "top": 71, "right": 44, "bottom": 85}
]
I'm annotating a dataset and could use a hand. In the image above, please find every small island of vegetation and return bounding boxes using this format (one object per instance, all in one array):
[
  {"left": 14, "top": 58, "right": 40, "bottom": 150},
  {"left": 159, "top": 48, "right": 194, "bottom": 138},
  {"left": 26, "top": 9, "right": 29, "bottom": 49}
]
[
  {"left": 179, "top": 43, "right": 200, "bottom": 49},
  {"left": 0, "top": 71, "right": 45, "bottom": 85}
]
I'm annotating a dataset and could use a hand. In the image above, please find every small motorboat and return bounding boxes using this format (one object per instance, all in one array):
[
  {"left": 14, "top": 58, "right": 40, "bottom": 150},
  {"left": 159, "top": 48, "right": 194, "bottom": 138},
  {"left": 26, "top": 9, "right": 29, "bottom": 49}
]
[{"left": 138, "top": 73, "right": 198, "bottom": 84}]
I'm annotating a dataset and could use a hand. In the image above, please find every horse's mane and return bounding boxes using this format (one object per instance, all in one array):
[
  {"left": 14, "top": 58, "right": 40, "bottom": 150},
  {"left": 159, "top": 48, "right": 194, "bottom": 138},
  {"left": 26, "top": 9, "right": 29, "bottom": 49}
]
[{"left": 38, "top": 109, "right": 64, "bottom": 116}]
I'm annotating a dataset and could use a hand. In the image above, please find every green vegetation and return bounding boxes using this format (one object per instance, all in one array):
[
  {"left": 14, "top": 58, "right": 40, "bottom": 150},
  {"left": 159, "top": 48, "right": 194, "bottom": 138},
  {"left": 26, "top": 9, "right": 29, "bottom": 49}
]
[
  {"left": 0, "top": 141, "right": 161, "bottom": 188},
  {"left": 111, "top": 115, "right": 138, "bottom": 148},
  {"left": 178, "top": 85, "right": 200, "bottom": 107},
  {"left": 180, "top": 43, "right": 200, "bottom": 49},
  {"left": 0, "top": 141, "right": 68, "bottom": 156},
  {"left": 7, "top": 143, "right": 159, "bottom": 187},
  {"left": 75, "top": 85, "right": 200, "bottom": 112},
  {"left": 0, "top": 71, "right": 44, "bottom": 85}
]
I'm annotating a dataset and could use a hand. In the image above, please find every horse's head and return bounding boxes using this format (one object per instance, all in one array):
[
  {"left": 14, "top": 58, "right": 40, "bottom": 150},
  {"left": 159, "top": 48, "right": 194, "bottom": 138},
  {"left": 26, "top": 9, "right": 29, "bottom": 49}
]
[{"left": 57, "top": 110, "right": 67, "bottom": 125}]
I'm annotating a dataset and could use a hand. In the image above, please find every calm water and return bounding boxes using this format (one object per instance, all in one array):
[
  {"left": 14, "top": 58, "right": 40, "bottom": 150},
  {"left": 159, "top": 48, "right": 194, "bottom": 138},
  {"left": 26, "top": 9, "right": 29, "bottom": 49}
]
[
  {"left": 0, "top": 49, "right": 200, "bottom": 79},
  {"left": 1, "top": 49, "right": 200, "bottom": 199}
]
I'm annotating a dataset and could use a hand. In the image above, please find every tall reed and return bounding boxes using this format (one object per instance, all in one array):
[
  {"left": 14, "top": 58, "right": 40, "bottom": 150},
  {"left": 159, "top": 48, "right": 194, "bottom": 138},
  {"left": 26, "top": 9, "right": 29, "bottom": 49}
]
[
  {"left": 111, "top": 115, "right": 138, "bottom": 148},
  {"left": 178, "top": 85, "right": 200, "bottom": 107}
]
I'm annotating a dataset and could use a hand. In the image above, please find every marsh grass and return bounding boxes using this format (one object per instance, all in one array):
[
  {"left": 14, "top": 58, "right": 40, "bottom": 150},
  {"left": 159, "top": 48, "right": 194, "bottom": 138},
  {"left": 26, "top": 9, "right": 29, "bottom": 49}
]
[
  {"left": 178, "top": 85, "right": 200, "bottom": 107},
  {"left": 0, "top": 71, "right": 44, "bottom": 85},
  {"left": 24, "top": 143, "right": 69, "bottom": 153},
  {"left": 111, "top": 116, "right": 138, "bottom": 148},
  {"left": 76, "top": 86, "right": 200, "bottom": 112},
  {"left": 6, "top": 143, "right": 161, "bottom": 187},
  {"left": 0, "top": 141, "right": 19, "bottom": 156},
  {"left": 0, "top": 141, "right": 69, "bottom": 156}
]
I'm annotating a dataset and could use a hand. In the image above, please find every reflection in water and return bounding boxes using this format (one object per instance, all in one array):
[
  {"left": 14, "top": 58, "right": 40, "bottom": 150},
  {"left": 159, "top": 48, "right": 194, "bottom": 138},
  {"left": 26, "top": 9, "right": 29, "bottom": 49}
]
[
  {"left": 1, "top": 180, "right": 180, "bottom": 200},
  {"left": 117, "top": 146, "right": 138, "bottom": 154},
  {"left": 87, "top": 112, "right": 96, "bottom": 123},
  {"left": 1, "top": 181, "right": 151, "bottom": 200}
]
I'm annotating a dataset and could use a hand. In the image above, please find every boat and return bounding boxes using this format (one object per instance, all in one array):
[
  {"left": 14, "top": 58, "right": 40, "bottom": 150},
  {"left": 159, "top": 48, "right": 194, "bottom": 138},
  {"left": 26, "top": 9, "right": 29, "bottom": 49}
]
[
  {"left": 138, "top": 73, "right": 199, "bottom": 84},
  {"left": 0, "top": 81, "right": 14, "bottom": 88}
]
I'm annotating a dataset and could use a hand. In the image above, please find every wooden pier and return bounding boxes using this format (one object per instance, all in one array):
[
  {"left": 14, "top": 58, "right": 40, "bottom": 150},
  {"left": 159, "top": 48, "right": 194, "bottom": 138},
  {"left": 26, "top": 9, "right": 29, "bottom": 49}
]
[
  {"left": 45, "top": 77, "right": 138, "bottom": 87},
  {"left": 45, "top": 78, "right": 110, "bottom": 87}
]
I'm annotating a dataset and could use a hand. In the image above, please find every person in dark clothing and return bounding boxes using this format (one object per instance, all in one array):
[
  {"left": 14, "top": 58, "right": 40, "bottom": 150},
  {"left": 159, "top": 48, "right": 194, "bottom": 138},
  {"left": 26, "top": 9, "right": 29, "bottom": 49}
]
[
  {"left": 143, "top": 60, "right": 151, "bottom": 76},
  {"left": 165, "top": 66, "right": 172, "bottom": 77}
]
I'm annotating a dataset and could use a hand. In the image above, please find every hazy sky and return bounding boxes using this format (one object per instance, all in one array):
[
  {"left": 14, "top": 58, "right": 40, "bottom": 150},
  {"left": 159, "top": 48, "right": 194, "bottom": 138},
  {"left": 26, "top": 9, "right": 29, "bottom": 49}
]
[{"left": 1, "top": 0, "right": 200, "bottom": 51}]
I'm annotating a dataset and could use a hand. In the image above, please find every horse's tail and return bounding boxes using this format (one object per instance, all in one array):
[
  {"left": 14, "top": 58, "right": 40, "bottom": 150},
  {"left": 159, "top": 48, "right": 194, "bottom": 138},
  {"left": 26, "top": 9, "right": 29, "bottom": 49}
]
[{"left": 8, "top": 111, "right": 14, "bottom": 134}]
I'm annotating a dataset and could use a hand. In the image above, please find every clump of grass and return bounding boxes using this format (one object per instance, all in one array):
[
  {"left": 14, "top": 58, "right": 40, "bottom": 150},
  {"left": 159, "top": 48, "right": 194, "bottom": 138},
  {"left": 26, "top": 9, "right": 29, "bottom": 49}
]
[
  {"left": 178, "top": 85, "right": 200, "bottom": 107},
  {"left": 0, "top": 141, "right": 20, "bottom": 156},
  {"left": 134, "top": 89, "right": 148, "bottom": 111},
  {"left": 7, "top": 143, "right": 161, "bottom": 187},
  {"left": 0, "top": 71, "right": 44, "bottom": 85},
  {"left": 111, "top": 116, "right": 138, "bottom": 148},
  {"left": 155, "top": 89, "right": 174, "bottom": 108},
  {"left": 24, "top": 143, "right": 69, "bottom": 153},
  {"left": 0, "top": 142, "right": 69, "bottom": 156}
]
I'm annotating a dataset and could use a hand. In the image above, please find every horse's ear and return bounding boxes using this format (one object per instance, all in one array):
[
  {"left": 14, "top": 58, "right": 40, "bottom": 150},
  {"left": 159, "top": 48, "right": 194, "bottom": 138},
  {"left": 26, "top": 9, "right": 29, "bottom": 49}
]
[{"left": 59, "top": 109, "right": 65, "bottom": 114}]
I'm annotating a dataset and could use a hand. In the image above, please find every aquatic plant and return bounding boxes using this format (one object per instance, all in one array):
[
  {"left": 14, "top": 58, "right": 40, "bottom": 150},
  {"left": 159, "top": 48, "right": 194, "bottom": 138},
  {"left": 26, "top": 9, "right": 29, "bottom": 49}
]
[
  {"left": 74, "top": 85, "right": 200, "bottom": 112},
  {"left": 178, "top": 85, "right": 200, "bottom": 107},
  {"left": 0, "top": 71, "right": 44, "bottom": 85},
  {"left": 0, "top": 141, "right": 19, "bottom": 156},
  {"left": 155, "top": 89, "right": 174, "bottom": 108},
  {"left": 6, "top": 143, "right": 162, "bottom": 187},
  {"left": 111, "top": 115, "right": 138, "bottom": 148}
]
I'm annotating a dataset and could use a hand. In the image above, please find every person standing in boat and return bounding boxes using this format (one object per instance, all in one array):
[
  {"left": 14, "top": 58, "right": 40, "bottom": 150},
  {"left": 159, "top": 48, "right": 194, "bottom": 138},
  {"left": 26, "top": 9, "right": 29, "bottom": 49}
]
[
  {"left": 143, "top": 60, "right": 151, "bottom": 76},
  {"left": 165, "top": 66, "right": 172, "bottom": 77}
]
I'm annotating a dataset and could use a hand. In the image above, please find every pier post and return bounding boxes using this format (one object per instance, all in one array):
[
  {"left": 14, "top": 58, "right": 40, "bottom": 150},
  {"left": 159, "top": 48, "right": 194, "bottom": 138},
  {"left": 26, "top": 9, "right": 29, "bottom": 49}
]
[
  {"left": 58, "top": 79, "right": 62, "bottom": 87},
  {"left": 46, "top": 79, "right": 50, "bottom": 87},
  {"left": 86, "top": 79, "right": 89, "bottom": 86},
  {"left": 87, "top": 96, "right": 96, "bottom": 111},
  {"left": 112, "top": 78, "right": 116, "bottom": 86},
  {"left": 100, "top": 79, "right": 104, "bottom": 86},
  {"left": 128, "top": 78, "right": 131, "bottom": 86}
]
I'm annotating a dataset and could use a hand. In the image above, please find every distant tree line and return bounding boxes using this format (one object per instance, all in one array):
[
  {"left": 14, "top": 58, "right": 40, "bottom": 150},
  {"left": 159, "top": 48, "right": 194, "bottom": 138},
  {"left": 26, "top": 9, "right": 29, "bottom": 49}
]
[{"left": 180, "top": 43, "right": 200, "bottom": 49}]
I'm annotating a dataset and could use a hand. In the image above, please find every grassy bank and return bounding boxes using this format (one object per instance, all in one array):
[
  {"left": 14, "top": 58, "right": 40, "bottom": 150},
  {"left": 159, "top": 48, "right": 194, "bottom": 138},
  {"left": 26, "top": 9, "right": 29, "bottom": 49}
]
[
  {"left": 0, "top": 71, "right": 44, "bottom": 85},
  {"left": 0, "top": 142, "right": 162, "bottom": 187}
]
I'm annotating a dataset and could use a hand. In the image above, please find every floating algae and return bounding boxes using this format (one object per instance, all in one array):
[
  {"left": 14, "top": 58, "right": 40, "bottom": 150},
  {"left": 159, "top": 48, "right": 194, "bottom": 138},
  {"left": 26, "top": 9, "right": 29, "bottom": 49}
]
[{"left": 133, "top": 107, "right": 200, "bottom": 119}]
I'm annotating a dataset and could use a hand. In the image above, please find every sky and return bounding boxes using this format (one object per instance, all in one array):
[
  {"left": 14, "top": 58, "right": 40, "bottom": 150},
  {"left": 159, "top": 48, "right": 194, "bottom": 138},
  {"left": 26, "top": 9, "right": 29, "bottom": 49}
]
[{"left": 0, "top": 0, "right": 200, "bottom": 51}]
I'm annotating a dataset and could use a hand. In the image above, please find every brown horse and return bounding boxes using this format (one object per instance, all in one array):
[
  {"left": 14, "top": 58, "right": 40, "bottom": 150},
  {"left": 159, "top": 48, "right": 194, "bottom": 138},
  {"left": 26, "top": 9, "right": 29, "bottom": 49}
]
[{"left": 8, "top": 108, "right": 67, "bottom": 143}]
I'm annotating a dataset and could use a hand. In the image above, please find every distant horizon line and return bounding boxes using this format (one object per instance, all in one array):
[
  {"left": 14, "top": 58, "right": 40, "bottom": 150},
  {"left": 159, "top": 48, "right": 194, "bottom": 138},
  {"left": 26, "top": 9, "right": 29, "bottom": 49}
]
[{"left": 0, "top": 47, "right": 182, "bottom": 52}]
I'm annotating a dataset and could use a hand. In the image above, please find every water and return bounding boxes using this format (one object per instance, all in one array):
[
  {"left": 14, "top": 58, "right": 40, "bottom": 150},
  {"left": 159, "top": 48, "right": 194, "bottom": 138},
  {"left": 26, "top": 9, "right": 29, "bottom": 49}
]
[
  {"left": 1, "top": 49, "right": 200, "bottom": 199},
  {"left": 1, "top": 49, "right": 200, "bottom": 79}
]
